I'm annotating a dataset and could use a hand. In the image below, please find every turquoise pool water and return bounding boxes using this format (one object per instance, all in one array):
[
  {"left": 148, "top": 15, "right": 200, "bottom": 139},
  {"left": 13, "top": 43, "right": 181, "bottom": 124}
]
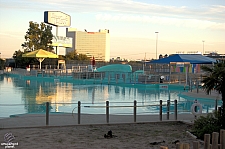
[{"left": 0, "top": 74, "right": 221, "bottom": 118}]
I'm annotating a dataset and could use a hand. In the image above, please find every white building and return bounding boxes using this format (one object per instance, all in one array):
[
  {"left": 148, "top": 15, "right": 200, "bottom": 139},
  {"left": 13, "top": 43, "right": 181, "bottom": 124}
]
[{"left": 66, "top": 28, "right": 110, "bottom": 61}]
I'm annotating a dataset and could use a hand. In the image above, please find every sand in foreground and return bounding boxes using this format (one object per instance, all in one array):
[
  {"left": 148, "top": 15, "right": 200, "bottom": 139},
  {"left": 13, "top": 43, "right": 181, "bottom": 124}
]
[{"left": 0, "top": 122, "right": 203, "bottom": 149}]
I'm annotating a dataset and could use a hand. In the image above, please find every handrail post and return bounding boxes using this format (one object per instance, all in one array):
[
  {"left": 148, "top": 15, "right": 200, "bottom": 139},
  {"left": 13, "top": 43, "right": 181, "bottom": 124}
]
[
  {"left": 174, "top": 100, "right": 177, "bottom": 120},
  {"left": 218, "top": 107, "right": 222, "bottom": 116},
  {"left": 215, "top": 99, "right": 218, "bottom": 111},
  {"left": 221, "top": 129, "right": 225, "bottom": 149},
  {"left": 46, "top": 102, "right": 49, "bottom": 126},
  {"left": 160, "top": 100, "right": 162, "bottom": 121},
  {"left": 167, "top": 100, "right": 170, "bottom": 120},
  {"left": 197, "top": 80, "right": 199, "bottom": 93},
  {"left": 78, "top": 101, "right": 81, "bottom": 124},
  {"left": 134, "top": 100, "right": 137, "bottom": 122},
  {"left": 106, "top": 101, "right": 109, "bottom": 123}
]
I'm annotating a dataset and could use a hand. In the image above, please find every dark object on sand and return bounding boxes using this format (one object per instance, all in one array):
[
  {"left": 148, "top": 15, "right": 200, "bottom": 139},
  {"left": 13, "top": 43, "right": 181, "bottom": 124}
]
[
  {"left": 172, "top": 140, "right": 180, "bottom": 144},
  {"left": 104, "top": 130, "right": 116, "bottom": 138},
  {"left": 150, "top": 140, "right": 165, "bottom": 145}
]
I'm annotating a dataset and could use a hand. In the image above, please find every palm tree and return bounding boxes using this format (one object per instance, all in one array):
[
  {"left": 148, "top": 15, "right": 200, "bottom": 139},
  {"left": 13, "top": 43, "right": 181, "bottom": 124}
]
[{"left": 201, "top": 60, "right": 225, "bottom": 128}]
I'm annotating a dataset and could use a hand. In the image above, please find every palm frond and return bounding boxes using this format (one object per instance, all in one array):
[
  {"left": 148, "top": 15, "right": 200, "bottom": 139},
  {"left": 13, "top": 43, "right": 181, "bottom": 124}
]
[
  {"left": 201, "top": 61, "right": 225, "bottom": 96},
  {"left": 201, "top": 65, "right": 213, "bottom": 73}
]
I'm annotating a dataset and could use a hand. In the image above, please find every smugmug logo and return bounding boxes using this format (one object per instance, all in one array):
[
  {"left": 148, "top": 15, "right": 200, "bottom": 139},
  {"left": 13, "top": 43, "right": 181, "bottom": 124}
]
[
  {"left": 1, "top": 133, "right": 19, "bottom": 148},
  {"left": 4, "top": 133, "right": 15, "bottom": 143}
]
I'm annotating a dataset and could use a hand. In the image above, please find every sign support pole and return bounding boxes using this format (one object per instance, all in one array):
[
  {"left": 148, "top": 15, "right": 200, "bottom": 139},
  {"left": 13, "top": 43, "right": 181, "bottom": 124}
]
[{"left": 55, "top": 26, "right": 58, "bottom": 55}]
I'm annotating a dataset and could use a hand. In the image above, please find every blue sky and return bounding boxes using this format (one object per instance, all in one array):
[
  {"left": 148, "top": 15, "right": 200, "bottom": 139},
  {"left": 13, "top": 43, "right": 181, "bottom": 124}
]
[{"left": 0, "top": 0, "right": 224, "bottom": 60}]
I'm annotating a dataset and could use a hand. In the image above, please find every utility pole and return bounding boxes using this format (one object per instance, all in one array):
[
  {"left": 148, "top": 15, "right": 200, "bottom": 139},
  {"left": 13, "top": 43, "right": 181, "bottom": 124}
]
[
  {"left": 155, "top": 32, "right": 159, "bottom": 59},
  {"left": 202, "top": 40, "right": 205, "bottom": 55}
]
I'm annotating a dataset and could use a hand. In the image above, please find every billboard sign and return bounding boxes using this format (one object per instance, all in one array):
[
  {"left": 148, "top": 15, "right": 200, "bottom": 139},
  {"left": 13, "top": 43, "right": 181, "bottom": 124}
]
[
  {"left": 44, "top": 11, "right": 71, "bottom": 27},
  {"left": 50, "top": 36, "right": 72, "bottom": 48}
]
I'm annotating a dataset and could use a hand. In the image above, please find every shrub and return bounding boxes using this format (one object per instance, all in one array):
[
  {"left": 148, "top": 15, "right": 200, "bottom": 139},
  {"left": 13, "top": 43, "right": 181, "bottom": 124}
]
[{"left": 191, "top": 111, "right": 222, "bottom": 140}]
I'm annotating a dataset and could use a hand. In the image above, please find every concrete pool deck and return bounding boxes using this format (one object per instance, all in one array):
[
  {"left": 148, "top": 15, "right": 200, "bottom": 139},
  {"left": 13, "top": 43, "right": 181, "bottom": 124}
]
[
  {"left": 182, "top": 88, "right": 222, "bottom": 100},
  {"left": 0, "top": 113, "right": 202, "bottom": 129}
]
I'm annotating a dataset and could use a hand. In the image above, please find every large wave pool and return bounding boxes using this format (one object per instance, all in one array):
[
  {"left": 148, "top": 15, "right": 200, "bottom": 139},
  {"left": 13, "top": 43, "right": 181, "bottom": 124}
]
[{"left": 0, "top": 74, "right": 221, "bottom": 118}]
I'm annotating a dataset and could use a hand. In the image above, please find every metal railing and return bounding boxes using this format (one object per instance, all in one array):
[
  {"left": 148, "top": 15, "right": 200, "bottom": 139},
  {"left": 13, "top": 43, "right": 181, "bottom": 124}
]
[
  {"left": 44, "top": 100, "right": 177, "bottom": 125},
  {"left": 4, "top": 68, "right": 205, "bottom": 87},
  {"left": 0, "top": 99, "right": 221, "bottom": 127},
  {"left": 43, "top": 99, "right": 219, "bottom": 125}
]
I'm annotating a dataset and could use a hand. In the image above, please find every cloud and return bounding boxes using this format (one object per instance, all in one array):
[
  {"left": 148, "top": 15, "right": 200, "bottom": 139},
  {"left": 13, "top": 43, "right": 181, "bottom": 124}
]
[
  {"left": 1, "top": 0, "right": 224, "bottom": 17},
  {"left": 1, "top": 0, "right": 224, "bottom": 30},
  {"left": 96, "top": 13, "right": 225, "bottom": 30},
  {"left": 208, "top": 5, "right": 225, "bottom": 13}
]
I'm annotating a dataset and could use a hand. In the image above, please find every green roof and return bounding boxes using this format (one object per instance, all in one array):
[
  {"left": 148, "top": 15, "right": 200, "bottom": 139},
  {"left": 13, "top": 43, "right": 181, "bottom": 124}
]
[{"left": 96, "top": 64, "right": 132, "bottom": 72}]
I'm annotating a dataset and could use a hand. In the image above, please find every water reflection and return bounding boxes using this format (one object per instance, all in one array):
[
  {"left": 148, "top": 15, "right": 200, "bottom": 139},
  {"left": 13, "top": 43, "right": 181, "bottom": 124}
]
[{"left": 0, "top": 75, "right": 3, "bottom": 81}]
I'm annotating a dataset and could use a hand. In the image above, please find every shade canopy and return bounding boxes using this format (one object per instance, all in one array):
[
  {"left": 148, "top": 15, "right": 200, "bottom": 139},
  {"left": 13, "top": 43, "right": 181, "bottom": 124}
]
[
  {"left": 146, "top": 54, "right": 216, "bottom": 64},
  {"left": 22, "top": 49, "right": 58, "bottom": 69},
  {"left": 22, "top": 49, "right": 58, "bottom": 58}
]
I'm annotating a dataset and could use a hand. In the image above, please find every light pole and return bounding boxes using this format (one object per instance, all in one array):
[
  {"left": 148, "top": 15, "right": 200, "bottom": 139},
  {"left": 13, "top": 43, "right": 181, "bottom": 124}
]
[
  {"left": 202, "top": 40, "right": 205, "bottom": 55},
  {"left": 155, "top": 32, "right": 159, "bottom": 59}
]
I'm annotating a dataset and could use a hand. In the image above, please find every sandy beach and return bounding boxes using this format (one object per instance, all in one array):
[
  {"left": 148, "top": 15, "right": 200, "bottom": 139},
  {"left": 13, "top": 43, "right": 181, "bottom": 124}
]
[{"left": 0, "top": 121, "right": 204, "bottom": 149}]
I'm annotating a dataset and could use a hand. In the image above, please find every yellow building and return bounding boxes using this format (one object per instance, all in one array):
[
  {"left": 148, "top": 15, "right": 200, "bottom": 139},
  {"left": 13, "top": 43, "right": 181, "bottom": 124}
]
[{"left": 66, "top": 28, "right": 110, "bottom": 61}]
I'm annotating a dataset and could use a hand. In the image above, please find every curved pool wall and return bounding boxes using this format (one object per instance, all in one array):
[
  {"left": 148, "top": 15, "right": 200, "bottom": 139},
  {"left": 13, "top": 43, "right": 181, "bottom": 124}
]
[{"left": 0, "top": 73, "right": 221, "bottom": 118}]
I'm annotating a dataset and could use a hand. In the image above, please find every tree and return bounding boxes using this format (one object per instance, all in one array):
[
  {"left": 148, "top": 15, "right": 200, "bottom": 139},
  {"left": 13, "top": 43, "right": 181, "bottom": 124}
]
[
  {"left": 21, "top": 21, "right": 54, "bottom": 52},
  {"left": 0, "top": 58, "right": 5, "bottom": 70},
  {"left": 77, "top": 54, "right": 89, "bottom": 61},
  {"left": 65, "top": 50, "right": 76, "bottom": 60},
  {"left": 164, "top": 54, "right": 168, "bottom": 58},
  {"left": 65, "top": 50, "right": 89, "bottom": 61},
  {"left": 13, "top": 50, "right": 36, "bottom": 68},
  {"left": 159, "top": 54, "right": 163, "bottom": 59},
  {"left": 201, "top": 60, "right": 225, "bottom": 128}
]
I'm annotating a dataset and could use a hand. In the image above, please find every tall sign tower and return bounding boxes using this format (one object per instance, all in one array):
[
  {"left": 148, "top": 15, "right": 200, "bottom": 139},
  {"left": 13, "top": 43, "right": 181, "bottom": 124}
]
[{"left": 44, "top": 11, "right": 72, "bottom": 54}]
